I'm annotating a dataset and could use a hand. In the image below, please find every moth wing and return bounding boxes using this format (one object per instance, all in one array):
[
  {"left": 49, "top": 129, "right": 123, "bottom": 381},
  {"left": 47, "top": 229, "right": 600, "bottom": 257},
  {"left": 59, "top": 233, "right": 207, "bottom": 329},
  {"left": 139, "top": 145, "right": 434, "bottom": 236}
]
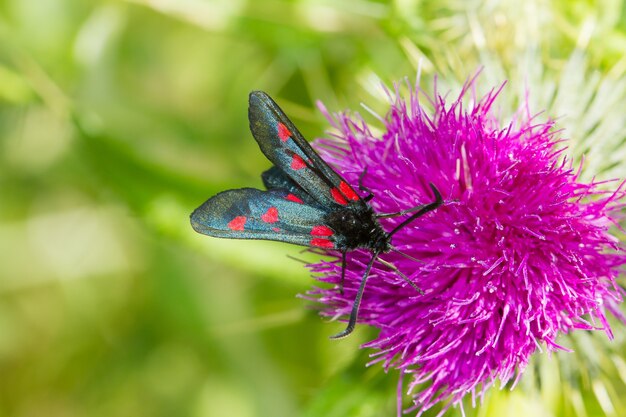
[
  {"left": 261, "top": 166, "right": 318, "bottom": 206},
  {"left": 190, "top": 188, "right": 338, "bottom": 249},
  {"left": 248, "top": 91, "right": 367, "bottom": 210}
]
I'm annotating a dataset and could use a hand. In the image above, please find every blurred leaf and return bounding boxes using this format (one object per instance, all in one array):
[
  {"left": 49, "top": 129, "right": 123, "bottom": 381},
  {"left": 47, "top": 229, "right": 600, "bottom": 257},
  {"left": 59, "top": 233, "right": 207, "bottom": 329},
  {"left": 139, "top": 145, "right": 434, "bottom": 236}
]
[{"left": 0, "top": 1, "right": 624, "bottom": 416}]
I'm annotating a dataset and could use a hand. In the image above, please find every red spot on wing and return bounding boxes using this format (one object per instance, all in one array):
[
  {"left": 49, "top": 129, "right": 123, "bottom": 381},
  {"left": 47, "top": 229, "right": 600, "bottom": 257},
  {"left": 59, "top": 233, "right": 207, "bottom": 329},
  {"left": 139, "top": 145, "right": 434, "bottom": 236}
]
[
  {"left": 261, "top": 207, "right": 279, "bottom": 223},
  {"left": 330, "top": 188, "right": 347, "bottom": 205},
  {"left": 291, "top": 154, "right": 306, "bottom": 170},
  {"left": 272, "top": 227, "right": 281, "bottom": 232},
  {"left": 285, "top": 194, "right": 303, "bottom": 204},
  {"left": 227, "top": 216, "right": 246, "bottom": 231},
  {"left": 310, "top": 238, "right": 334, "bottom": 248},
  {"left": 311, "top": 225, "right": 333, "bottom": 236},
  {"left": 339, "top": 181, "right": 359, "bottom": 201},
  {"left": 277, "top": 123, "right": 291, "bottom": 142}
]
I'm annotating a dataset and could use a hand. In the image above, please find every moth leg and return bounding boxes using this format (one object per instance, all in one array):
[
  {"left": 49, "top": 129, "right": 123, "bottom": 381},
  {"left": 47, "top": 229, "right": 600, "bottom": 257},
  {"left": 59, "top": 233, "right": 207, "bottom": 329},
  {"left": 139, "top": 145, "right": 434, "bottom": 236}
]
[
  {"left": 339, "top": 250, "right": 347, "bottom": 295},
  {"left": 376, "top": 204, "right": 428, "bottom": 218},
  {"left": 389, "top": 248, "right": 425, "bottom": 264},
  {"left": 358, "top": 167, "right": 374, "bottom": 202},
  {"left": 286, "top": 254, "right": 309, "bottom": 264},
  {"left": 376, "top": 257, "right": 424, "bottom": 295},
  {"left": 330, "top": 252, "right": 379, "bottom": 339}
]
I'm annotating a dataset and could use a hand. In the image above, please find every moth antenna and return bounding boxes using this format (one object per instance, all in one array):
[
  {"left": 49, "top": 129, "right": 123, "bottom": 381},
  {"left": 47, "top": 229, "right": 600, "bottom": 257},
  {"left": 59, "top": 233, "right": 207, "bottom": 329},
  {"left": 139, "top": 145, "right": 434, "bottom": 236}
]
[
  {"left": 387, "top": 183, "right": 443, "bottom": 239},
  {"left": 330, "top": 252, "right": 380, "bottom": 339},
  {"left": 389, "top": 248, "right": 425, "bottom": 264},
  {"left": 376, "top": 184, "right": 443, "bottom": 219},
  {"left": 376, "top": 257, "right": 424, "bottom": 294}
]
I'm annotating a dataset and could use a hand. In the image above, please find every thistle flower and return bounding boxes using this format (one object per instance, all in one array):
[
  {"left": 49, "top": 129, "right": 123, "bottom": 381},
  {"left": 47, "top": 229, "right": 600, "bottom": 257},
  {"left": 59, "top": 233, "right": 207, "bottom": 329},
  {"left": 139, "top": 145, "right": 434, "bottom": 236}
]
[{"left": 307, "top": 75, "right": 626, "bottom": 415}]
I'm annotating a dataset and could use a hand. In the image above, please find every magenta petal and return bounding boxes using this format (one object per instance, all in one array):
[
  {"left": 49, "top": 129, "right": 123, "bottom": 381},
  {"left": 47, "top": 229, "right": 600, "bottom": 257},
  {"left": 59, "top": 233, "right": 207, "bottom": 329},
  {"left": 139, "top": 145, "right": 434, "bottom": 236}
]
[{"left": 306, "top": 76, "right": 626, "bottom": 414}]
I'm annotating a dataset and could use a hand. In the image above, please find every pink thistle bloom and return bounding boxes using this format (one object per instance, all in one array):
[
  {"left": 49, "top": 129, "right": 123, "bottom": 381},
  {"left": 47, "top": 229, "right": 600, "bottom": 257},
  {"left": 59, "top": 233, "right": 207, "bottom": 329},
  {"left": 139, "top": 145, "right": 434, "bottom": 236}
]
[{"left": 307, "top": 75, "right": 626, "bottom": 415}]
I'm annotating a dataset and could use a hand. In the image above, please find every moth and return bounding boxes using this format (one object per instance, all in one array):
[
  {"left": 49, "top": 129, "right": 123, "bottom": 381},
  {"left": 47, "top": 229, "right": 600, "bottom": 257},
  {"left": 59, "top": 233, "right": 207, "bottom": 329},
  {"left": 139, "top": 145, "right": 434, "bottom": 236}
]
[{"left": 191, "top": 91, "right": 442, "bottom": 338}]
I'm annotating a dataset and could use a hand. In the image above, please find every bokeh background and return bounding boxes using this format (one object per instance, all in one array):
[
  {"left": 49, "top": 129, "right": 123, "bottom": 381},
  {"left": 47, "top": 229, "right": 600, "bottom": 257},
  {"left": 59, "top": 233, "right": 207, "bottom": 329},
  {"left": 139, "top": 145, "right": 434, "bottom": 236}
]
[{"left": 1, "top": 1, "right": 625, "bottom": 416}]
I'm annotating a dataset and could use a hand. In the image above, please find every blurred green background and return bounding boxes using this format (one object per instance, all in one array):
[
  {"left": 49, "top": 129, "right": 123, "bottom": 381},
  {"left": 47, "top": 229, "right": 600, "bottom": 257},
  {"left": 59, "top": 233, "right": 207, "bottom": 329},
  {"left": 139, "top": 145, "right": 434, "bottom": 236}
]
[{"left": 1, "top": 1, "right": 625, "bottom": 416}]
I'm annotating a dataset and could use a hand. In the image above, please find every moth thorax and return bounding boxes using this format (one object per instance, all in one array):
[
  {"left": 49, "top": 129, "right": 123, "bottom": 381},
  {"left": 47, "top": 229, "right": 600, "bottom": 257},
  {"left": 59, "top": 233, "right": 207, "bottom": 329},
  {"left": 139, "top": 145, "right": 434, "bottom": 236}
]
[{"left": 325, "top": 207, "right": 390, "bottom": 252}]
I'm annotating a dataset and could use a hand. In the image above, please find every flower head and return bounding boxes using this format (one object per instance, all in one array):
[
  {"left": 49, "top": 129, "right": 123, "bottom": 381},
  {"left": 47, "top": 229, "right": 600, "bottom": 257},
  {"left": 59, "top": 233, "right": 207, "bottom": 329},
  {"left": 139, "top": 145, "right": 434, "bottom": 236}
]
[{"left": 307, "top": 75, "right": 626, "bottom": 415}]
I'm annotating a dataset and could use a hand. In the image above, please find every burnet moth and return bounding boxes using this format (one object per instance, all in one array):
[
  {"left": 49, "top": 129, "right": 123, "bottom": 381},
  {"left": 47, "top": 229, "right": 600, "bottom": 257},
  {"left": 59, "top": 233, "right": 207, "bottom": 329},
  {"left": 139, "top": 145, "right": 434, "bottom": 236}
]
[{"left": 191, "top": 91, "right": 442, "bottom": 338}]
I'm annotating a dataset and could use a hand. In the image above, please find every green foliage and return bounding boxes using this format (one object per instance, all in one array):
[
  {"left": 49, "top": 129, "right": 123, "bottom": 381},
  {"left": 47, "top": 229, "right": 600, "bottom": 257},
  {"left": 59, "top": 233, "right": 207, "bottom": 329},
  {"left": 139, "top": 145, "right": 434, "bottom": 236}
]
[{"left": 0, "top": 1, "right": 624, "bottom": 416}]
